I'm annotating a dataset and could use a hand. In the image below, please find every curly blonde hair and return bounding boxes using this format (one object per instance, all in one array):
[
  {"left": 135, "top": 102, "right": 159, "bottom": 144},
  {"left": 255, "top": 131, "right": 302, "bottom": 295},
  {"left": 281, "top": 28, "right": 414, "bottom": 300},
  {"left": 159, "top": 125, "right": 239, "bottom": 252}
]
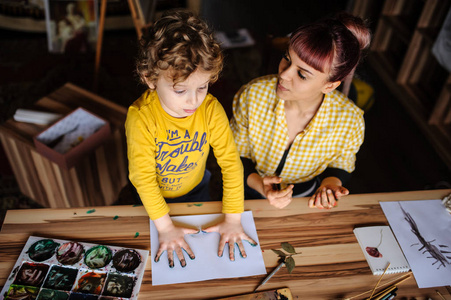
[{"left": 136, "top": 9, "right": 223, "bottom": 88}]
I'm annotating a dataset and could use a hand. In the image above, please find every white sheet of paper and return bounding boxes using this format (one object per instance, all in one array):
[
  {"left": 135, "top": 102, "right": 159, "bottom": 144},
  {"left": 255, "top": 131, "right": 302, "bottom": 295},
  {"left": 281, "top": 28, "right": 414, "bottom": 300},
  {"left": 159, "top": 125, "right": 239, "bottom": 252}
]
[
  {"left": 380, "top": 200, "right": 451, "bottom": 288},
  {"left": 150, "top": 211, "right": 266, "bottom": 285}
]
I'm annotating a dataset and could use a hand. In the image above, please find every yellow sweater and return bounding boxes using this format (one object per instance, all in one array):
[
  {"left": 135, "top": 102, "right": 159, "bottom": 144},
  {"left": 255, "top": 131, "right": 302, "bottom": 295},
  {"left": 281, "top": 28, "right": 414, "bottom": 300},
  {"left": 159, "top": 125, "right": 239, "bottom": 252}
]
[{"left": 126, "top": 90, "right": 244, "bottom": 220}]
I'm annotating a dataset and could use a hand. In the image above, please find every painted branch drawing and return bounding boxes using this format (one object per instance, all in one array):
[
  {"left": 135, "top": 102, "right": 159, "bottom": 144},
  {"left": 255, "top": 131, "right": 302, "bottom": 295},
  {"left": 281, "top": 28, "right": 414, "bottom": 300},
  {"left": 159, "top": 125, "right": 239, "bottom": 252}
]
[
  {"left": 380, "top": 199, "right": 451, "bottom": 288},
  {"left": 399, "top": 203, "right": 451, "bottom": 269}
]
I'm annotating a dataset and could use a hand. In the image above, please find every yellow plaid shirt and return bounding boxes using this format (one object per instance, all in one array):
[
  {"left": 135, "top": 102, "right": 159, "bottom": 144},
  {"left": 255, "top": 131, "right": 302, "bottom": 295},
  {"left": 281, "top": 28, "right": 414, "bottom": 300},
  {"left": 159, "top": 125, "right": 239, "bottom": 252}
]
[{"left": 230, "top": 75, "right": 365, "bottom": 184}]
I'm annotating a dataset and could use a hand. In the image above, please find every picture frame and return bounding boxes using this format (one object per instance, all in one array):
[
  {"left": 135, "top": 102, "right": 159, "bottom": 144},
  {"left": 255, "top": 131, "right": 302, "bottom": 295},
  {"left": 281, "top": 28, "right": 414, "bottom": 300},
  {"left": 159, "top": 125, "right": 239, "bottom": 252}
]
[{"left": 44, "top": 0, "right": 98, "bottom": 53}]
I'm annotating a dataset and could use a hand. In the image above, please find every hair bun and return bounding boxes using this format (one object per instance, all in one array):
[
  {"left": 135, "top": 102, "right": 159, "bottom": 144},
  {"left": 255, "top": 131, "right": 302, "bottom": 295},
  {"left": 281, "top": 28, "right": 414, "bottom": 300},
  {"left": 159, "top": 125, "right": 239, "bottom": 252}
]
[{"left": 337, "top": 12, "right": 371, "bottom": 51}]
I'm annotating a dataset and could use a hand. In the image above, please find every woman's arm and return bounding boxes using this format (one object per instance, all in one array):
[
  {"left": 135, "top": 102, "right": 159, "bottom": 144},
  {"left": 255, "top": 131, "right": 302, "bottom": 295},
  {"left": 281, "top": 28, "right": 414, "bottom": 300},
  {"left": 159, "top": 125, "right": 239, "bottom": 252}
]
[{"left": 308, "top": 108, "right": 364, "bottom": 209}]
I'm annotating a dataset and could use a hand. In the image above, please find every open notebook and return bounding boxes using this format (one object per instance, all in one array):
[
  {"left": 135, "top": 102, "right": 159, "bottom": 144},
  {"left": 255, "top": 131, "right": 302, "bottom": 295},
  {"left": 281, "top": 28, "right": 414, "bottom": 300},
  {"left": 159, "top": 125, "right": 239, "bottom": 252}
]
[{"left": 354, "top": 226, "right": 410, "bottom": 275}]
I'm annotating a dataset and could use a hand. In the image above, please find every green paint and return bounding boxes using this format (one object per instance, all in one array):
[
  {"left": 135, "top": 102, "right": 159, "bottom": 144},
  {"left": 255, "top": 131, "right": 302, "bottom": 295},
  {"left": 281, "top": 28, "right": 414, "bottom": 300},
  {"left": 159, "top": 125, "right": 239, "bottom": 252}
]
[
  {"left": 27, "top": 239, "right": 59, "bottom": 262},
  {"left": 84, "top": 245, "right": 112, "bottom": 269},
  {"left": 38, "top": 288, "right": 70, "bottom": 300},
  {"left": 113, "top": 216, "right": 119, "bottom": 220},
  {"left": 193, "top": 203, "right": 203, "bottom": 207},
  {"left": 134, "top": 232, "right": 139, "bottom": 238},
  {"left": 86, "top": 209, "right": 96, "bottom": 214}
]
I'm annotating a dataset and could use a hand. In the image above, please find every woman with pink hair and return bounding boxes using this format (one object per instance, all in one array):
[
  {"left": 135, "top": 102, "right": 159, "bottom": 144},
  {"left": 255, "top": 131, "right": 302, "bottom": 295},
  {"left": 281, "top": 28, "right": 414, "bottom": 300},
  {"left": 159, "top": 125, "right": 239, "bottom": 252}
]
[{"left": 231, "top": 12, "right": 371, "bottom": 210}]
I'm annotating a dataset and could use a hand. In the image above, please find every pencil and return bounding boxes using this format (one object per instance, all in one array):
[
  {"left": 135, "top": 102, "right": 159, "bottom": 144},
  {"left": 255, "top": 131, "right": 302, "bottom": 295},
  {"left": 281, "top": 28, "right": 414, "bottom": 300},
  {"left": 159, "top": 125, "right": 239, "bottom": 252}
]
[
  {"left": 369, "top": 263, "right": 391, "bottom": 299},
  {"left": 436, "top": 290, "right": 446, "bottom": 300},
  {"left": 364, "top": 285, "right": 396, "bottom": 300},
  {"left": 254, "top": 261, "right": 285, "bottom": 292},
  {"left": 345, "top": 273, "right": 411, "bottom": 300}
]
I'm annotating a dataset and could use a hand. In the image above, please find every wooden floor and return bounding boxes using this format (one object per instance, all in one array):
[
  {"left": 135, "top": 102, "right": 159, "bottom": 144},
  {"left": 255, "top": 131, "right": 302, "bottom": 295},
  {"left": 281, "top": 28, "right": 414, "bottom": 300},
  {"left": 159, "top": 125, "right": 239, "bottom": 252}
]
[{"left": 1, "top": 23, "right": 451, "bottom": 226}]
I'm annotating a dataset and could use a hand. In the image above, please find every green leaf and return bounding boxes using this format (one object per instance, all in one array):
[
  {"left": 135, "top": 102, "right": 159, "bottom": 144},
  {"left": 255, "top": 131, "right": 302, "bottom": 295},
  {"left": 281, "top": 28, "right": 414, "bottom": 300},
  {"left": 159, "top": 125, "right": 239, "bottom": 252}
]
[
  {"left": 271, "top": 249, "right": 286, "bottom": 258},
  {"left": 281, "top": 242, "right": 296, "bottom": 254},
  {"left": 285, "top": 256, "right": 295, "bottom": 273}
]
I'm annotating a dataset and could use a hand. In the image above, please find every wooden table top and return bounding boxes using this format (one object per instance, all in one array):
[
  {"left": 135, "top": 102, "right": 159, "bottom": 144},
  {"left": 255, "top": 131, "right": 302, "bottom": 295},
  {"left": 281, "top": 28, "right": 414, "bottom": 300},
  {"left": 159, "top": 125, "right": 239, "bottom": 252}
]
[{"left": 1, "top": 189, "right": 451, "bottom": 299}]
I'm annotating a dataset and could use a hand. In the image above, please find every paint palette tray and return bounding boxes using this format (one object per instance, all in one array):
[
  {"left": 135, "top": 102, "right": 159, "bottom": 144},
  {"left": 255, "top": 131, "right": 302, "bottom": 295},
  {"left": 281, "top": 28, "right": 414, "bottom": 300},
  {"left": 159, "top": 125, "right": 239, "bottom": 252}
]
[{"left": 1, "top": 236, "right": 149, "bottom": 300}]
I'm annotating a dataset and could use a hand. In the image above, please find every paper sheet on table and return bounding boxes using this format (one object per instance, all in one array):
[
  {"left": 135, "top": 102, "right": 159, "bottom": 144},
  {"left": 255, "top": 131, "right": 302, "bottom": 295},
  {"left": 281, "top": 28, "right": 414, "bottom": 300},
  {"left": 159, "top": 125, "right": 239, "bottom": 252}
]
[
  {"left": 380, "top": 200, "right": 451, "bottom": 288},
  {"left": 150, "top": 211, "right": 266, "bottom": 285}
]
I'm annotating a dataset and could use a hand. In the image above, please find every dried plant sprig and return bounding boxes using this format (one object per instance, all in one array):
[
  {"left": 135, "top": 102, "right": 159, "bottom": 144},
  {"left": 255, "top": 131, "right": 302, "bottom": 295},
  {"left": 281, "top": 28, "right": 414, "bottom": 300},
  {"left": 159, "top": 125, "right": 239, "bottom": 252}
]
[{"left": 271, "top": 242, "right": 302, "bottom": 273}]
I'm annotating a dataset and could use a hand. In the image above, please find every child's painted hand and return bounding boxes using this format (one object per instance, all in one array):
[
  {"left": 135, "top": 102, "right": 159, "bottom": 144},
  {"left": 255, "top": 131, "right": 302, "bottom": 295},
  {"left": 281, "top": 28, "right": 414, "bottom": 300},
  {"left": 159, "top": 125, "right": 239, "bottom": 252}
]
[
  {"left": 153, "top": 214, "right": 198, "bottom": 268},
  {"left": 204, "top": 213, "right": 257, "bottom": 261},
  {"left": 263, "top": 176, "right": 294, "bottom": 209}
]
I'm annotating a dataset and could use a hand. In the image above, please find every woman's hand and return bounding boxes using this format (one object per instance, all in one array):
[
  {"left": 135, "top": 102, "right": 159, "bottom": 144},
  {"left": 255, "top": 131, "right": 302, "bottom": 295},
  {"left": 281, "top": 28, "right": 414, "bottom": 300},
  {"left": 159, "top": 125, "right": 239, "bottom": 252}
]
[
  {"left": 247, "top": 173, "right": 294, "bottom": 209},
  {"left": 153, "top": 214, "right": 198, "bottom": 268},
  {"left": 204, "top": 213, "right": 257, "bottom": 261},
  {"left": 263, "top": 176, "right": 294, "bottom": 209},
  {"left": 308, "top": 177, "right": 349, "bottom": 209}
]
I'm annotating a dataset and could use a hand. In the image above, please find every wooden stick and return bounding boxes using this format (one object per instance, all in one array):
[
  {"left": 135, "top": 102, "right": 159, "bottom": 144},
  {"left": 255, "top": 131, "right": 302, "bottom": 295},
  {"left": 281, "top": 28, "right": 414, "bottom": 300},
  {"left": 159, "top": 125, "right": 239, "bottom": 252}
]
[
  {"left": 436, "top": 290, "right": 446, "bottom": 300},
  {"left": 390, "top": 273, "right": 412, "bottom": 286},
  {"left": 369, "top": 263, "right": 391, "bottom": 299},
  {"left": 94, "top": 0, "right": 107, "bottom": 92}
]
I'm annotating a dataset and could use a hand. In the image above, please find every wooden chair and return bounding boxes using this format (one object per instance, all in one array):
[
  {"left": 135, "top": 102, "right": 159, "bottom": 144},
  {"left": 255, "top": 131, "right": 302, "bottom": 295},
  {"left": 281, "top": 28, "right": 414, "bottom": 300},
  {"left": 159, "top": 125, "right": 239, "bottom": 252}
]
[{"left": 127, "top": 0, "right": 157, "bottom": 39}]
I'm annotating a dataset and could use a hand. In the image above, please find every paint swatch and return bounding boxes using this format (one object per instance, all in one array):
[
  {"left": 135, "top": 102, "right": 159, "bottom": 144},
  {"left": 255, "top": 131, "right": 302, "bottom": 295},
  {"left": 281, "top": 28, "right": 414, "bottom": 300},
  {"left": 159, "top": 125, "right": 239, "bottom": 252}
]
[{"left": 1, "top": 236, "right": 149, "bottom": 300}]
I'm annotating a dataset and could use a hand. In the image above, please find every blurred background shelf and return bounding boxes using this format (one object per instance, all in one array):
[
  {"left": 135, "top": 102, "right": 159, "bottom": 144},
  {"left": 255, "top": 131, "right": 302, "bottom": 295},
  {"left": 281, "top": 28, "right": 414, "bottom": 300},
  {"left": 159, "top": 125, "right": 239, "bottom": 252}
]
[{"left": 361, "top": 0, "right": 451, "bottom": 169}]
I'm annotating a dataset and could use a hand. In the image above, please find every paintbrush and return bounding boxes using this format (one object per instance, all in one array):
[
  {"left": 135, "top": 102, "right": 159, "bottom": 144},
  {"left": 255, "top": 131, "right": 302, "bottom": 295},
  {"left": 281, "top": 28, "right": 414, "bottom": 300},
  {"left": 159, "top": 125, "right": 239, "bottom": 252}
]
[{"left": 254, "top": 261, "right": 285, "bottom": 292}]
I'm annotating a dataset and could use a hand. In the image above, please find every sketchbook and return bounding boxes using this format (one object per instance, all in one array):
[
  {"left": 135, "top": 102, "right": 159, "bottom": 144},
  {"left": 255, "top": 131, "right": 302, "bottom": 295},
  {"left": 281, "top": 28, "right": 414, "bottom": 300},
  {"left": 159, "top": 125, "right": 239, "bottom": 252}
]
[{"left": 354, "top": 226, "right": 410, "bottom": 275}]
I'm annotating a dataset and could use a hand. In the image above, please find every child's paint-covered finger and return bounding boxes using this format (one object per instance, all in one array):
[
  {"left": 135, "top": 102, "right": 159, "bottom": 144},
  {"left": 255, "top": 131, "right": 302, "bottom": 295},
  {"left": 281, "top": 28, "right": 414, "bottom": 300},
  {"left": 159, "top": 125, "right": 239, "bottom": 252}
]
[
  {"left": 154, "top": 248, "right": 165, "bottom": 263},
  {"left": 236, "top": 240, "right": 247, "bottom": 258},
  {"left": 217, "top": 238, "right": 227, "bottom": 257},
  {"left": 182, "top": 246, "right": 195, "bottom": 260},
  {"left": 175, "top": 247, "right": 186, "bottom": 267},
  {"left": 244, "top": 236, "right": 258, "bottom": 247},
  {"left": 167, "top": 250, "right": 175, "bottom": 268},
  {"left": 228, "top": 242, "right": 235, "bottom": 261}
]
